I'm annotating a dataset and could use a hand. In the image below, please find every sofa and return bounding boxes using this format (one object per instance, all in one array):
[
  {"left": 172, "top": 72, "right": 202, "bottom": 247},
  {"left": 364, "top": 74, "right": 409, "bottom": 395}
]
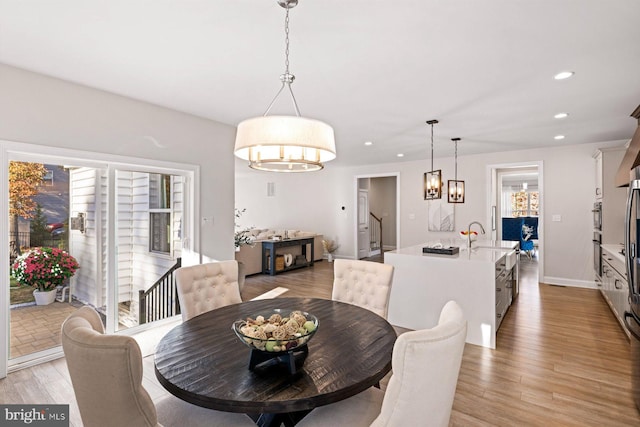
[{"left": 235, "top": 229, "right": 324, "bottom": 276}]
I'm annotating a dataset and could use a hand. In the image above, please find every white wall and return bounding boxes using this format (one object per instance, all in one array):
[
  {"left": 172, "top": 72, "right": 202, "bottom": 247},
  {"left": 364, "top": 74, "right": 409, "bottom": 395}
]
[
  {"left": 236, "top": 139, "right": 628, "bottom": 287},
  {"left": 0, "top": 63, "right": 236, "bottom": 261},
  {"left": 235, "top": 157, "right": 342, "bottom": 244}
]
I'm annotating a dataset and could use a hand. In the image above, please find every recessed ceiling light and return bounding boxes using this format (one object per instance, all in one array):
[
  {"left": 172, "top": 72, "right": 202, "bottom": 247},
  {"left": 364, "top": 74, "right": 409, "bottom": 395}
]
[
  {"left": 364, "top": 141, "right": 373, "bottom": 146},
  {"left": 397, "top": 153, "right": 404, "bottom": 158},
  {"left": 554, "top": 135, "right": 565, "bottom": 140},
  {"left": 554, "top": 112, "right": 569, "bottom": 119},
  {"left": 554, "top": 71, "right": 574, "bottom": 80}
]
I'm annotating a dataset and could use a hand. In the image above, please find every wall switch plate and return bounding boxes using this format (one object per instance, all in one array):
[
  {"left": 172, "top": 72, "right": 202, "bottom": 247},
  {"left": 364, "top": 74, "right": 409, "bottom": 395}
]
[
  {"left": 552, "top": 215, "right": 561, "bottom": 222},
  {"left": 409, "top": 213, "right": 416, "bottom": 220}
]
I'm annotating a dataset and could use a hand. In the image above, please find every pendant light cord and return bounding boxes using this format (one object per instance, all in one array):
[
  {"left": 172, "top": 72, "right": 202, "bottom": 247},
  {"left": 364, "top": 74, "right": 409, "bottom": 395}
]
[
  {"left": 263, "top": 4, "right": 302, "bottom": 117},
  {"left": 454, "top": 139, "right": 458, "bottom": 180},
  {"left": 430, "top": 123, "right": 434, "bottom": 171}
]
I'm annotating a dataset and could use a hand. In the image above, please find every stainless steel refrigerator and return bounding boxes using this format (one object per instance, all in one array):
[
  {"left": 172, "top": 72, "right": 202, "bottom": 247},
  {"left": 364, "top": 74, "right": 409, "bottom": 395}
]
[{"left": 624, "top": 173, "right": 640, "bottom": 411}]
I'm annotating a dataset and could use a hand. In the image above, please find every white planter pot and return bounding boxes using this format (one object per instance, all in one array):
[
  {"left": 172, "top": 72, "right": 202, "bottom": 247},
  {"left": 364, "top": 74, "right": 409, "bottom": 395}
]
[{"left": 33, "top": 289, "right": 57, "bottom": 306}]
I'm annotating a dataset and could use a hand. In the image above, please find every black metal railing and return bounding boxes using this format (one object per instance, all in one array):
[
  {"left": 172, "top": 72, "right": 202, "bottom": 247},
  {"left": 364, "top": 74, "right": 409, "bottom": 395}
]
[
  {"left": 138, "top": 258, "right": 182, "bottom": 325},
  {"left": 369, "top": 212, "right": 383, "bottom": 254}
]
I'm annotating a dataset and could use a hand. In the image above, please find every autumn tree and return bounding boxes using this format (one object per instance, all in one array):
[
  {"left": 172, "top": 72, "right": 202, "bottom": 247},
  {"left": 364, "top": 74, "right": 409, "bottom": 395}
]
[{"left": 9, "top": 161, "right": 47, "bottom": 254}]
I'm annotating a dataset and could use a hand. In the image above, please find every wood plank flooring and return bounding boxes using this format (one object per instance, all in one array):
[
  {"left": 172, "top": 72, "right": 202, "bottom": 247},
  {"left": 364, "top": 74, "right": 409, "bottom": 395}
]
[{"left": 1, "top": 257, "right": 639, "bottom": 426}]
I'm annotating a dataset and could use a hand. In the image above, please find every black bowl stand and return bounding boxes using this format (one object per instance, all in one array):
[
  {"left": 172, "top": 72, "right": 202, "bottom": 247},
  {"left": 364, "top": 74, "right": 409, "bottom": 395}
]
[{"left": 248, "top": 344, "right": 309, "bottom": 375}]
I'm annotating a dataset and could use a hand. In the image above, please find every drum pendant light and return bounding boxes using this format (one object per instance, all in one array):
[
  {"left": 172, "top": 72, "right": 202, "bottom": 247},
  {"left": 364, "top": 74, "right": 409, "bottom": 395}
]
[
  {"left": 448, "top": 138, "right": 465, "bottom": 203},
  {"left": 234, "top": 0, "right": 336, "bottom": 172},
  {"left": 424, "top": 120, "right": 442, "bottom": 200}
]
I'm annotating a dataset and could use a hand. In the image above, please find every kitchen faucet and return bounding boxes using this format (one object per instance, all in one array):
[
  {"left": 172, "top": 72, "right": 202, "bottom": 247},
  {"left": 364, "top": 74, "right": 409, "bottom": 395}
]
[{"left": 467, "top": 221, "right": 486, "bottom": 247}]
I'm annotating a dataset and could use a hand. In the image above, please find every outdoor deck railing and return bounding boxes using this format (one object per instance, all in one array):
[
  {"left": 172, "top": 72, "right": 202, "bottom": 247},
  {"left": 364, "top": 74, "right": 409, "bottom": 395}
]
[{"left": 138, "top": 258, "right": 182, "bottom": 324}]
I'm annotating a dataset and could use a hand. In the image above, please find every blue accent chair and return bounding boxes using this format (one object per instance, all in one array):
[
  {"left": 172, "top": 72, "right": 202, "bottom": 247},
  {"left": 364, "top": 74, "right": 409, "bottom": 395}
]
[
  {"left": 502, "top": 217, "right": 535, "bottom": 258},
  {"left": 523, "top": 216, "right": 538, "bottom": 240}
]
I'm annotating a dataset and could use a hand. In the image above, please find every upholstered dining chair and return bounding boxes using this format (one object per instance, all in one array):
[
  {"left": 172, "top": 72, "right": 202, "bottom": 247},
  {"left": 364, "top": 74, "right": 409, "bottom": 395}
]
[
  {"left": 61, "top": 306, "right": 255, "bottom": 427},
  {"left": 175, "top": 260, "right": 243, "bottom": 321},
  {"left": 296, "top": 300, "right": 467, "bottom": 427},
  {"left": 332, "top": 259, "right": 394, "bottom": 318}
]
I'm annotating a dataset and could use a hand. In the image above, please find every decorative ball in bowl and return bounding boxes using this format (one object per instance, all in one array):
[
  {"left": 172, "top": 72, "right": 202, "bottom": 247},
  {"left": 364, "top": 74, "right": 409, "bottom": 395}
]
[
  {"left": 233, "top": 309, "right": 318, "bottom": 353},
  {"left": 459, "top": 230, "right": 478, "bottom": 243}
]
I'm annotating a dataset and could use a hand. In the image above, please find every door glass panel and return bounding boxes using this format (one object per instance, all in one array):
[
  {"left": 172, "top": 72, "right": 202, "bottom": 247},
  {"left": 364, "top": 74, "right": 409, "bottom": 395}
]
[
  {"left": 115, "top": 170, "right": 184, "bottom": 331},
  {"left": 9, "top": 161, "right": 100, "bottom": 362}
]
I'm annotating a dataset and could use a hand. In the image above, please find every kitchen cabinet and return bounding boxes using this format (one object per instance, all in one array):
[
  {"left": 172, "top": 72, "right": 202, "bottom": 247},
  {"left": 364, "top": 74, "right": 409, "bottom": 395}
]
[
  {"left": 601, "top": 245, "right": 630, "bottom": 339},
  {"left": 595, "top": 151, "right": 603, "bottom": 199},
  {"left": 495, "top": 256, "right": 513, "bottom": 330},
  {"left": 594, "top": 147, "right": 627, "bottom": 244}
]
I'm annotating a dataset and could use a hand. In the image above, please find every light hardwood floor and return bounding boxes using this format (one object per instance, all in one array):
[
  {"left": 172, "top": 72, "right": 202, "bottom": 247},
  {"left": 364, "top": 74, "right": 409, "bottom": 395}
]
[{"left": 2, "top": 257, "right": 639, "bottom": 426}]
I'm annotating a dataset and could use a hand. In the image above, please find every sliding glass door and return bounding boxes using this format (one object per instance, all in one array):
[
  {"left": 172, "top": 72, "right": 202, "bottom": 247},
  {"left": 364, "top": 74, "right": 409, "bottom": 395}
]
[{"left": 1, "top": 144, "right": 195, "bottom": 376}]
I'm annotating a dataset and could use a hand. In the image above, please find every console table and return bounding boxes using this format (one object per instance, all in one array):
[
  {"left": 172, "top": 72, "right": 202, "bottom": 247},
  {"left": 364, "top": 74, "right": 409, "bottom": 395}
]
[{"left": 262, "top": 237, "right": 314, "bottom": 275}]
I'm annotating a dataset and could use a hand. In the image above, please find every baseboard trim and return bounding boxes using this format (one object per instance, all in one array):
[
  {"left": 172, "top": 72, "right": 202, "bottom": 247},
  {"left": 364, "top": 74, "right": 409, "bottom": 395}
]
[{"left": 542, "top": 276, "right": 598, "bottom": 289}]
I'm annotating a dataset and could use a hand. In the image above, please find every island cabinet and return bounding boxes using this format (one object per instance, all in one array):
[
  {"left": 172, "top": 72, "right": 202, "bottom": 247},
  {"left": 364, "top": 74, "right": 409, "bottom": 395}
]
[
  {"left": 495, "top": 256, "right": 513, "bottom": 330},
  {"left": 385, "top": 242, "right": 517, "bottom": 349}
]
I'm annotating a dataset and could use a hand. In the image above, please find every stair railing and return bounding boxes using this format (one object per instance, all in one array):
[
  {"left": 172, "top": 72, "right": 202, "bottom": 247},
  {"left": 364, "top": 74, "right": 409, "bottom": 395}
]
[
  {"left": 138, "top": 257, "right": 182, "bottom": 325},
  {"left": 369, "top": 212, "right": 383, "bottom": 255}
]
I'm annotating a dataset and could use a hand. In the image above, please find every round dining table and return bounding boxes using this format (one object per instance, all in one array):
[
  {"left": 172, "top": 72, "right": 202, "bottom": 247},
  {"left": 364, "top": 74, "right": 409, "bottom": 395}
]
[{"left": 154, "top": 297, "right": 396, "bottom": 426}]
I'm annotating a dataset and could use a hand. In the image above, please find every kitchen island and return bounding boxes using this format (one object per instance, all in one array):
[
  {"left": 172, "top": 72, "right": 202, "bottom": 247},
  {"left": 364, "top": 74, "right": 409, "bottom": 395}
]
[{"left": 385, "top": 240, "right": 518, "bottom": 349}]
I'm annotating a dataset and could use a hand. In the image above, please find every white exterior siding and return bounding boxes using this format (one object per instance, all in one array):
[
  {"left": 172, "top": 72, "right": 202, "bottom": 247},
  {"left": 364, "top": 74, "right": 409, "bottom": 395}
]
[
  {"left": 70, "top": 168, "right": 184, "bottom": 318},
  {"left": 69, "top": 168, "right": 103, "bottom": 307}
]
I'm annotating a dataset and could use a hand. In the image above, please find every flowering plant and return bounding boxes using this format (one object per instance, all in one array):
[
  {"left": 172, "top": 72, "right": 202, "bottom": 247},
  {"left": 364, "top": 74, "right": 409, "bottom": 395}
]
[{"left": 11, "top": 247, "right": 80, "bottom": 291}]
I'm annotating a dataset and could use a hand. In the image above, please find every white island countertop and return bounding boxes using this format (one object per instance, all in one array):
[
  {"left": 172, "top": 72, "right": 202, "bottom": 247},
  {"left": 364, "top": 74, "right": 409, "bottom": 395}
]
[
  {"left": 385, "top": 239, "right": 519, "bottom": 349},
  {"left": 390, "top": 240, "right": 517, "bottom": 264}
]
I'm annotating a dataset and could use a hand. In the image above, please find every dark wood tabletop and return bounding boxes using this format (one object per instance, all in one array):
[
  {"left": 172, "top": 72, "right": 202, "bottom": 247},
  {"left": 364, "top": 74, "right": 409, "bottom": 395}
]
[{"left": 154, "top": 297, "right": 396, "bottom": 416}]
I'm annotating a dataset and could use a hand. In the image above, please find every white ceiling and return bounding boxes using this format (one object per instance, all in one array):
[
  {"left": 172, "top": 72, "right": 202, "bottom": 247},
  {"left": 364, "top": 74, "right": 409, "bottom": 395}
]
[{"left": 1, "top": 0, "right": 639, "bottom": 167}]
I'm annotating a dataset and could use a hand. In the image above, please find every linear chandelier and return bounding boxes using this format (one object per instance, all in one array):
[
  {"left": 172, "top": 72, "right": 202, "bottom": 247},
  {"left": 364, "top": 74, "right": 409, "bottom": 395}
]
[
  {"left": 448, "top": 138, "right": 465, "bottom": 203},
  {"left": 234, "top": 0, "right": 336, "bottom": 172},
  {"left": 424, "top": 119, "right": 442, "bottom": 200}
]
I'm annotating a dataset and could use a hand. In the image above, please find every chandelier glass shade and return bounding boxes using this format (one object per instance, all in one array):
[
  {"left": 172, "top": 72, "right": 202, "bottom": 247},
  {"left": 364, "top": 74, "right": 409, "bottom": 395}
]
[
  {"left": 448, "top": 137, "right": 465, "bottom": 203},
  {"left": 424, "top": 120, "right": 442, "bottom": 200},
  {"left": 233, "top": 0, "right": 336, "bottom": 172}
]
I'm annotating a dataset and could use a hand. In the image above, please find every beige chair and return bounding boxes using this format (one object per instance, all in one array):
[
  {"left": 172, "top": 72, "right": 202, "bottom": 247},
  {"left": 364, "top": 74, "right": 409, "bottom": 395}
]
[
  {"left": 175, "top": 260, "right": 242, "bottom": 321},
  {"left": 61, "top": 306, "right": 255, "bottom": 427},
  {"left": 332, "top": 259, "right": 394, "bottom": 318},
  {"left": 297, "top": 300, "right": 467, "bottom": 427}
]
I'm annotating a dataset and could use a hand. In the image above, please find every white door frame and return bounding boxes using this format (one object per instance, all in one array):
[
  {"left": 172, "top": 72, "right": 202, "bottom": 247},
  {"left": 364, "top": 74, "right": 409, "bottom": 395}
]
[
  {"left": 486, "top": 160, "right": 544, "bottom": 281},
  {"left": 353, "top": 173, "right": 401, "bottom": 261},
  {"left": 0, "top": 140, "right": 199, "bottom": 377}
]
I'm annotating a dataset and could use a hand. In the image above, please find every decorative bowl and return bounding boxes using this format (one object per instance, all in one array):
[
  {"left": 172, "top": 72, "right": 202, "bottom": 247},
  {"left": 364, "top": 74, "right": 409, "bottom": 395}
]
[
  {"left": 232, "top": 309, "right": 318, "bottom": 353},
  {"left": 459, "top": 231, "right": 478, "bottom": 243}
]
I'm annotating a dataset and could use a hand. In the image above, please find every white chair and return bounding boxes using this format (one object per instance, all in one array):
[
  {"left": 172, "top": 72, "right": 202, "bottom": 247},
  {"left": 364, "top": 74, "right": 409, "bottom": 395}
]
[
  {"left": 332, "top": 259, "right": 394, "bottom": 318},
  {"left": 61, "top": 306, "right": 255, "bottom": 427},
  {"left": 175, "top": 260, "right": 242, "bottom": 321},
  {"left": 297, "top": 300, "right": 467, "bottom": 427}
]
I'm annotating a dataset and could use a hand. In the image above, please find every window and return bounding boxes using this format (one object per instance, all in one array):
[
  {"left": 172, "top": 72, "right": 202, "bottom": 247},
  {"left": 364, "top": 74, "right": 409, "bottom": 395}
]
[
  {"left": 149, "top": 174, "right": 172, "bottom": 254},
  {"left": 510, "top": 190, "right": 539, "bottom": 217}
]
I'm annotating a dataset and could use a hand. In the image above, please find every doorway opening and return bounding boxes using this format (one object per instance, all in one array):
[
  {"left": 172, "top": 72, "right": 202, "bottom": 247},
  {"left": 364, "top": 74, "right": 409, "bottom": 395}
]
[
  {"left": 489, "top": 161, "right": 543, "bottom": 282},
  {"left": 354, "top": 174, "right": 400, "bottom": 261}
]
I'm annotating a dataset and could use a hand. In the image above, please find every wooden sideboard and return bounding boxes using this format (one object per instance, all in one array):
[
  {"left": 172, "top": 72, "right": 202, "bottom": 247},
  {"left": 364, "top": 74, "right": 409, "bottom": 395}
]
[{"left": 261, "top": 237, "right": 315, "bottom": 275}]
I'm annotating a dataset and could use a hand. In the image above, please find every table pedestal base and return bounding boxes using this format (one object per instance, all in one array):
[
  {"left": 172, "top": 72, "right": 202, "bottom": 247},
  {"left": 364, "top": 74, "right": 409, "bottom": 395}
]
[
  {"left": 250, "top": 410, "right": 310, "bottom": 427},
  {"left": 248, "top": 345, "right": 309, "bottom": 375}
]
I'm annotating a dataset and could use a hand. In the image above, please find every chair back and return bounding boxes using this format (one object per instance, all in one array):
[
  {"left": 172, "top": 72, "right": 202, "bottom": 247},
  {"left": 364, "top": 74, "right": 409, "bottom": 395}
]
[
  {"left": 61, "top": 307, "right": 158, "bottom": 427},
  {"left": 332, "top": 259, "right": 394, "bottom": 318},
  {"left": 502, "top": 217, "right": 524, "bottom": 241},
  {"left": 175, "top": 260, "right": 242, "bottom": 321},
  {"left": 371, "top": 301, "right": 467, "bottom": 427}
]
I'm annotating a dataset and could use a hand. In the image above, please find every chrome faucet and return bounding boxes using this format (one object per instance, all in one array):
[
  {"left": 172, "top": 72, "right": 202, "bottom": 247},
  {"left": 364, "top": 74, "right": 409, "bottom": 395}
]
[{"left": 467, "top": 221, "right": 486, "bottom": 247}]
